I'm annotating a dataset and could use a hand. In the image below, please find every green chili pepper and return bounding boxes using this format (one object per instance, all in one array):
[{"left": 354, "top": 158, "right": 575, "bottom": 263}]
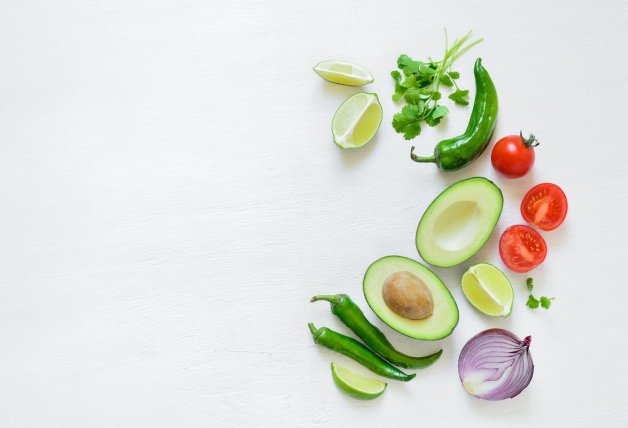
[
  {"left": 411, "top": 58, "right": 498, "bottom": 171},
  {"left": 311, "top": 294, "right": 442, "bottom": 369},
  {"left": 308, "top": 323, "right": 415, "bottom": 382}
]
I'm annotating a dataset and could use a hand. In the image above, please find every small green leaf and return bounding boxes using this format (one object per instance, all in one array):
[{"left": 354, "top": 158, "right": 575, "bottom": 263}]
[
  {"left": 440, "top": 74, "right": 454, "bottom": 87},
  {"left": 540, "top": 296, "right": 555, "bottom": 309},
  {"left": 397, "top": 54, "right": 422, "bottom": 76},
  {"left": 392, "top": 104, "right": 422, "bottom": 140},
  {"left": 526, "top": 277, "right": 534, "bottom": 292},
  {"left": 403, "top": 88, "right": 423, "bottom": 104},
  {"left": 449, "top": 71, "right": 460, "bottom": 79},
  {"left": 448, "top": 89, "right": 470, "bottom": 106},
  {"left": 401, "top": 74, "right": 420, "bottom": 89},
  {"left": 418, "top": 64, "right": 436, "bottom": 76},
  {"left": 431, "top": 91, "right": 441, "bottom": 101},
  {"left": 425, "top": 105, "right": 448, "bottom": 127},
  {"left": 526, "top": 295, "right": 540, "bottom": 309},
  {"left": 402, "top": 122, "right": 421, "bottom": 140},
  {"left": 391, "top": 70, "right": 407, "bottom": 102},
  {"left": 397, "top": 54, "right": 412, "bottom": 70},
  {"left": 431, "top": 105, "right": 448, "bottom": 119}
]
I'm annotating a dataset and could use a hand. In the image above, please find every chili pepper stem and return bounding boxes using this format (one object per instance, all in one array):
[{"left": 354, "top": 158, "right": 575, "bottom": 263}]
[
  {"left": 310, "top": 295, "right": 336, "bottom": 303},
  {"left": 410, "top": 146, "right": 437, "bottom": 163},
  {"left": 308, "top": 323, "right": 321, "bottom": 339}
]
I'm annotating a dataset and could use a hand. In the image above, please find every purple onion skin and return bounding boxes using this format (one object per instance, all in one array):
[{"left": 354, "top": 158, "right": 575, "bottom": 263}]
[{"left": 458, "top": 328, "right": 534, "bottom": 401}]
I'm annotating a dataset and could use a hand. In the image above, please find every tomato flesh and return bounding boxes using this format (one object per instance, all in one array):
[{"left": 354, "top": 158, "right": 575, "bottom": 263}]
[
  {"left": 521, "top": 183, "right": 568, "bottom": 231},
  {"left": 499, "top": 225, "right": 547, "bottom": 273}
]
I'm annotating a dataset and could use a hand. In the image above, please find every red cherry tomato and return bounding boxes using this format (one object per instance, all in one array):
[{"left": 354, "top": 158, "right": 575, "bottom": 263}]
[
  {"left": 499, "top": 225, "right": 547, "bottom": 273},
  {"left": 521, "top": 183, "right": 568, "bottom": 231},
  {"left": 491, "top": 132, "right": 539, "bottom": 178}
]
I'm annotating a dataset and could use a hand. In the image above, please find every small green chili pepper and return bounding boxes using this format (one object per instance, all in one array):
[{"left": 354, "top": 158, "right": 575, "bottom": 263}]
[
  {"left": 311, "top": 294, "right": 442, "bottom": 369},
  {"left": 308, "top": 323, "right": 415, "bottom": 382},
  {"left": 411, "top": 58, "right": 498, "bottom": 171}
]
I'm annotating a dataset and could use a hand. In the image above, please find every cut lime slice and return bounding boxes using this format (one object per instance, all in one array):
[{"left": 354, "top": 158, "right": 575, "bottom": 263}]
[
  {"left": 461, "top": 263, "right": 514, "bottom": 317},
  {"left": 313, "top": 61, "right": 374, "bottom": 86},
  {"left": 332, "top": 93, "right": 382, "bottom": 149},
  {"left": 331, "top": 363, "right": 386, "bottom": 400}
]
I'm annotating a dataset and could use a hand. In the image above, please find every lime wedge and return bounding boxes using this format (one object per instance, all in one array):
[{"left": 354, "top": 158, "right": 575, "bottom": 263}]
[
  {"left": 461, "top": 263, "right": 514, "bottom": 317},
  {"left": 331, "top": 363, "right": 386, "bottom": 400},
  {"left": 313, "top": 61, "right": 374, "bottom": 86},
  {"left": 332, "top": 93, "right": 382, "bottom": 149}
]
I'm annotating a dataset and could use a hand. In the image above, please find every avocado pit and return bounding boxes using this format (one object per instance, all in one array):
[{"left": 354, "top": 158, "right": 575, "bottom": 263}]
[{"left": 382, "top": 271, "right": 434, "bottom": 320}]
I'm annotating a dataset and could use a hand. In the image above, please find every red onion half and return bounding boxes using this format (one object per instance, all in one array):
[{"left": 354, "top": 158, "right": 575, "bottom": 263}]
[{"left": 458, "top": 329, "right": 534, "bottom": 400}]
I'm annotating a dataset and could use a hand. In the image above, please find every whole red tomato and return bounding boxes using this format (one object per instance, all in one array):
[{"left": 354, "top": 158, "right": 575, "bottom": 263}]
[{"left": 491, "top": 132, "right": 539, "bottom": 178}]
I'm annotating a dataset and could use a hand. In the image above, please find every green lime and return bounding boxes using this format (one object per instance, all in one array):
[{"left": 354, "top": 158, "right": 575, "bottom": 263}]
[
  {"left": 332, "top": 93, "right": 382, "bottom": 149},
  {"left": 313, "top": 61, "right": 374, "bottom": 86},
  {"left": 330, "top": 362, "right": 386, "bottom": 400},
  {"left": 461, "top": 263, "right": 514, "bottom": 317}
]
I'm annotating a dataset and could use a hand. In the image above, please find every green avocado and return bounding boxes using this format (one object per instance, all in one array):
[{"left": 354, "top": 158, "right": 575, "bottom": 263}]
[
  {"left": 363, "top": 256, "right": 458, "bottom": 340},
  {"left": 416, "top": 177, "right": 503, "bottom": 268}
]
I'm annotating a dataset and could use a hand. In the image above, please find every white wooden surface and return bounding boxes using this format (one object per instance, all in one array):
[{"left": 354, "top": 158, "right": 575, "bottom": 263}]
[{"left": 1, "top": 1, "right": 627, "bottom": 426}]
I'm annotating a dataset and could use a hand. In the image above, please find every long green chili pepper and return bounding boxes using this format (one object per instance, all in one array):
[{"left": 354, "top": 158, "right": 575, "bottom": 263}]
[
  {"left": 308, "top": 323, "right": 415, "bottom": 382},
  {"left": 311, "top": 294, "right": 442, "bottom": 369},
  {"left": 411, "top": 58, "right": 498, "bottom": 171}
]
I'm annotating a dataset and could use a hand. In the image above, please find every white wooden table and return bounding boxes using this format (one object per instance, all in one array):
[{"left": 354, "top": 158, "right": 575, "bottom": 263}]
[{"left": 1, "top": 1, "right": 627, "bottom": 426}]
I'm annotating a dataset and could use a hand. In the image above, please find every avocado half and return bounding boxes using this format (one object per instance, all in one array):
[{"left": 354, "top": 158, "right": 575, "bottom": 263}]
[
  {"left": 416, "top": 177, "right": 503, "bottom": 268},
  {"left": 363, "top": 256, "right": 459, "bottom": 340}
]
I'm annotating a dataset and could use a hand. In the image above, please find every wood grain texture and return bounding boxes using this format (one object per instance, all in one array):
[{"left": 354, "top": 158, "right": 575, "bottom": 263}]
[{"left": 1, "top": 0, "right": 627, "bottom": 426}]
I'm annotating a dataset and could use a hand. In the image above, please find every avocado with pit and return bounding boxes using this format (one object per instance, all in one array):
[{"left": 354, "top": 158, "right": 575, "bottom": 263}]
[
  {"left": 363, "top": 256, "right": 459, "bottom": 340},
  {"left": 416, "top": 177, "right": 503, "bottom": 268}
]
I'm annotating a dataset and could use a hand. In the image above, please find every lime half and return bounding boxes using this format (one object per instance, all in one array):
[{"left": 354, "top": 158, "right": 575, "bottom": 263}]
[
  {"left": 331, "top": 363, "right": 386, "bottom": 400},
  {"left": 313, "top": 61, "right": 374, "bottom": 86},
  {"left": 461, "top": 263, "right": 514, "bottom": 317},
  {"left": 332, "top": 93, "right": 382, "bottom": 149}
]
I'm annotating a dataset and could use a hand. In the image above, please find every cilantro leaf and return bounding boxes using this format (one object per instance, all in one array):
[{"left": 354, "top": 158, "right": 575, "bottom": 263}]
[
  {"left": 525, "top": 278, "right": 555, "bottom": 310},
  {"left": 401, "top": 74, "right": 421, "bottom": 89},
  {"left": 440, "top": 74, "right": 454, "bottom": 87},
  {"left": 540, "top": 296, "right": 555, "bottom": 309},
  {"left": 390, "top": 33, "right": 481, "bottom": 140},
  {"left": 526, "top": 277, "right": 534, "bottom": 292},
  {"left": 397, "top": 54, "right": 422, "bottom": 76},
  {"left": 392, "top": 105, "right": 423, "bottom": 140},
  {"left": 526, "top": 295, "right": 540, "bottom": 309},
  {"left": 391, "top": 71, "right": 407, "bottom": 102},
  {"left": 425, "top": 105, "right": 448, "bottom": 127},
  {"left": 431, "top": 105, "right": 448, "bottom": 119},
  {"left": 418, "top": 64, "right": 436, "bottom": 76},
  {"left": 403, "top": 88, "right": 424, "bottom": 105},
  {"left": 448, "top": 89, "right": 470, "bottom": 106}
]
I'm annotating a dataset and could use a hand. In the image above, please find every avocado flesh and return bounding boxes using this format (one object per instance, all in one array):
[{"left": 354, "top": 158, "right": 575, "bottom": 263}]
[
  {"left": 416, "top": 177, "right": 503, "bottom": 268},
  {"left": 363, "top": 256, "right": 459, "bottom": 340}
]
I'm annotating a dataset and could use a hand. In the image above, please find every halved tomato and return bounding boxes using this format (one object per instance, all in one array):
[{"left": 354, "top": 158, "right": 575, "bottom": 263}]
[
  {"left": 499, "top": 225, "right": 547, "bottom": 273},
  {"left": 520, "top": 183, "right": 568, "bottom": 231}
]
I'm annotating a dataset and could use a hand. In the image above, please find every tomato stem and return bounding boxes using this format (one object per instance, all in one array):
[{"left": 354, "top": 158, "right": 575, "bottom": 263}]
[{"left": 520, "top": 131, "right": 540, "bottom": 148}]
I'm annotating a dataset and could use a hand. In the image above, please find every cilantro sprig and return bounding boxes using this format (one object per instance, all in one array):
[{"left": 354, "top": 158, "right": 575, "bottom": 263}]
[
  {"left": 526, "top": 277, "right": 555, "bottom": 310},
  {"left": 391, "top": 31, "right": 482, "bottom": 140}
]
